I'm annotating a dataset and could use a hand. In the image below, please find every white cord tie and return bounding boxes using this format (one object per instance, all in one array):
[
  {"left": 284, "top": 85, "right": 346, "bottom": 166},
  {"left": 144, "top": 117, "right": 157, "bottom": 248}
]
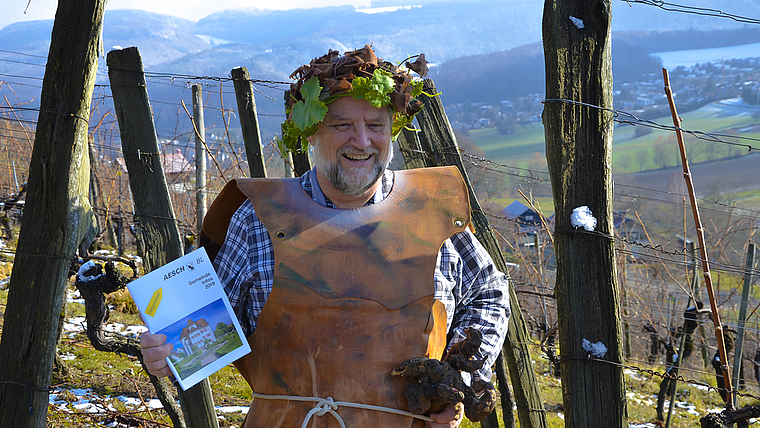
[
  {"left": 250, "top": 391, "right": 434, "bottom": 427},
  {"left": 303, "top": 397, "right": 345, "bottom": 428}
]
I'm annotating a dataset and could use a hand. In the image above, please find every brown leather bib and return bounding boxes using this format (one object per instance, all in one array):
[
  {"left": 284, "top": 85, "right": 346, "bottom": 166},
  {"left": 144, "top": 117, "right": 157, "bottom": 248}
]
[{"left": 203, "top": 167, "right": 470, "bottom": 428}]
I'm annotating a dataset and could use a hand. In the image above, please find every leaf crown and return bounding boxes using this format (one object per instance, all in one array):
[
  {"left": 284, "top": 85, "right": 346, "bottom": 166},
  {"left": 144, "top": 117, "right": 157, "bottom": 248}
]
[{"left": 281, "top": 44, "right": 430, "bottom": 153}]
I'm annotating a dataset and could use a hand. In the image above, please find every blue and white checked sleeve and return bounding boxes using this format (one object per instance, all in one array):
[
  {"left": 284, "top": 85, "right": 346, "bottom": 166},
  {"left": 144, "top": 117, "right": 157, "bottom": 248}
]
[
  {"left": 435, "top": 229, "right": 511, "bottom": 382},
  {"left": 213, "top": 199, "right": 273, "bottom": 338}
]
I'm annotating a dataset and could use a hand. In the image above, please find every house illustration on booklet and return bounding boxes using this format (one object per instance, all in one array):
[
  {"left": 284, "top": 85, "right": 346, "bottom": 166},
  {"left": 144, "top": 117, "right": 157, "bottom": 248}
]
[{"left": 179, "top": 318, "right": 216, "bottom": 354}]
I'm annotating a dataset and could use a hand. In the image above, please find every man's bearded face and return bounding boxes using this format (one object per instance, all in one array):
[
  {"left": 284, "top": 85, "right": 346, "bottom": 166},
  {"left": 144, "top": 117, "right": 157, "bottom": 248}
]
[{"left": 310, "top": 97, "right": 394, "bottom": 198}]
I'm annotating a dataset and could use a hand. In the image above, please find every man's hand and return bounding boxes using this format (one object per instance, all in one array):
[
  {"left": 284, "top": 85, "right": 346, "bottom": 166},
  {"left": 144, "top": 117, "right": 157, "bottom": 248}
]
[
  {"left": 426, "top": 403, "right": 464, "bottom": 428},
  {"left": 140, "top": 332, "right": 174, "bottom": 377}
]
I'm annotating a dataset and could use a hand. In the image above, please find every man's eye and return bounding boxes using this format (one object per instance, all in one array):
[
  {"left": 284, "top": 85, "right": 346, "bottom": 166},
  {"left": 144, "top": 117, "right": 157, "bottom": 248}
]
[
  {"left": 333, "top": 124, "right": 351, "bottom": 131},
  {"left": 368, "top": 124, "right": 385, "bottom": 131}
]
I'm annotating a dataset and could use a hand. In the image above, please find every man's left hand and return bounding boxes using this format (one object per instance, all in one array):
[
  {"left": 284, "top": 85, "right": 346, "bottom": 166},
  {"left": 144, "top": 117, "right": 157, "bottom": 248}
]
[{"left": 426, "top": 403, "right": 464, "bottom": 428}]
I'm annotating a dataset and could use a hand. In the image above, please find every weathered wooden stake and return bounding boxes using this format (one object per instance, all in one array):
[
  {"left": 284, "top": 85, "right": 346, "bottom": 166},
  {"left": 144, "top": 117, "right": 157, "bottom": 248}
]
[
  {"left": 89, "top": 137, "right": 103, "bottom": 233},
  {"left": 231, "top": 67, "right": 267, "bottom": 178},
  {"left": 397, "top": 128, "right": 431, "bottom": 169},
  {"left": 663, "top": 68, "right": 734, "bottom": 410},
  {"left": 193, "top": 84, "right": 207, "bottom": 234},
  {"left": 732, "top": 242, "right": 756, "bottom": 404},
  {"left": 543, "top": 0, "right": 627, "bottom": 426},
  {"left": 0, "top": 1, "right": 103, "bottom": 426},
  {"left": 615, "top": 234, "right": 632, "bottom": 360},
  {"left": 108, "top": 46, "right": 219, "bottom": 428},
  {"left": 283, "top": 151, "right": 295, "bottom": 178},
  {"left": 292, "top": 148, "right": 312, "bottom": 176}
]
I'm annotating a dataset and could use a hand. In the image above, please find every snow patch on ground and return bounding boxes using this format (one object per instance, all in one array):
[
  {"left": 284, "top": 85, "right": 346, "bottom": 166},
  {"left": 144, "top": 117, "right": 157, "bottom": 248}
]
[
  {"left": 626, "top": 391, "right": 655, "bottom": 407},
  {"left": 50, "top": 387, "right": 248, "bottom": 418},
  {"left": 61, "top": 316, "right": 147, "bottom": 338},
  {"left": 218, "top": 405, "right": 249, "bottom": 414},
  {"left": 624, "top": 368, "right": 648, "bottom": 381},
  {"left": 59, "top": 352, "right": 77, "bottom": 361},
  {"left": 67, "top": 288, "right": 85, "bottom": 304}
]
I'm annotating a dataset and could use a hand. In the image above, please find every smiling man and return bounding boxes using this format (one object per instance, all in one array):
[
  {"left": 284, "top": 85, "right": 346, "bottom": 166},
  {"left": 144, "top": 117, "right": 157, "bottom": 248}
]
[{"left": 140, "top": 45, "right": 510, "bottom": 428}]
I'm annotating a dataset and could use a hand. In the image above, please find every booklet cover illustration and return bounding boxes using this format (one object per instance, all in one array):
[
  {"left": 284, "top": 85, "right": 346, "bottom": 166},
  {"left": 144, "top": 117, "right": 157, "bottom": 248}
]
[{"left": 127, "top": 247, "right": 250, "bottom": 390}]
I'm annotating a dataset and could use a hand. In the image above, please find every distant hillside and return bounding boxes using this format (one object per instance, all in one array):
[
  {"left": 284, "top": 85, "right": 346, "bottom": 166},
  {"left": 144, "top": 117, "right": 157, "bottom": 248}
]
[
  {"left": 430, "top": 27, "right": 760, "bottom": 106},
  {"left": 4, "top": 1, "right": 759, "bottom": 84},
  {"left": 103, "top": 10, "right": 210, "bottom": 67},
  {"left": 430, "top": 38, "right": 665, "bottom": 105},
  {"left": 619, "top": 27, "right": 760, "bottom": 54},
  {"left": 3, "top": 2, "right": 760, "bottom": 139},
  {"left": 191, "top": 0, "right": 545, "bottom": 63}
]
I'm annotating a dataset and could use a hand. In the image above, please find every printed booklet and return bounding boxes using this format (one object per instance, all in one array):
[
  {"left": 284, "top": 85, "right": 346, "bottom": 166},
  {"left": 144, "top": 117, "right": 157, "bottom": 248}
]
[{"left": 127, "top": 247, "right": 250, "bottom": 390}]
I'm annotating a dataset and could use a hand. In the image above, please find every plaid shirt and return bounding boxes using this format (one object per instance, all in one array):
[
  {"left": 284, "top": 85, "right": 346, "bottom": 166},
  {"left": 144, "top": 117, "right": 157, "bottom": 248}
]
[{"left": 214, "top": 168, "right": 510, "bottom": 381}]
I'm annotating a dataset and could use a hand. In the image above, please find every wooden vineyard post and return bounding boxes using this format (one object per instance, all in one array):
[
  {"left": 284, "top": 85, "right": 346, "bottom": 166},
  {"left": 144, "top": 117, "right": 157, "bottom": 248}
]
[
  {"left": 108, "top": 46, "right": 219, "bottom": 428},
  {"left": 543, "top": 0, "right": 627, "bottom": 427},
  {"left": 291, "top": 146, "right": 312, "bottom": 176},
  {"left": 732, "top": 243, "right": 756, "bottom": 405},
  {"left": 397, "top": 128, "right": 433, "bottom": 169},
  {"left": 280, "top": 88, "right": 312, "bottom": 176},
  {"left": 231, "top": 67, "right": 268, "bottom": 178},
  {"left": 193, "top": 84, "right": 207, "bottom": 235},
  {"left": 404, "top": 78, "right": 547, "bottom": 428},
  {"left": 0, "top": 1, "right": 103, "bottom": 426}
]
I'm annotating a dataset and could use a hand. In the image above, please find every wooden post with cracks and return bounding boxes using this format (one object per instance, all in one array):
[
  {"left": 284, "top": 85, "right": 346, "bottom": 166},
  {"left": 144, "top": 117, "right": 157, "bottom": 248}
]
[
  {"left": 397, "top": 128, "right": 433, "bottom": 170},
  {"left": 107, "top": 46, "right": 219, "bottom": 428},
  {"left": 543, "top": 0, "right": 627, "bottom": 427},
  {"left": 231, "top": 67, "right": 268, "bottom": 179},
  {"left": 0, "top": 1, "right": 102, "bottom": 426}
]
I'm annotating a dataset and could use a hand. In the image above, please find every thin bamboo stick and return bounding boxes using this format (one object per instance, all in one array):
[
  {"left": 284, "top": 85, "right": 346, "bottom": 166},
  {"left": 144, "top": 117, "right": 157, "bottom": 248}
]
[{"left": 662, "top": 68, "right": 734, "bottom": 410}]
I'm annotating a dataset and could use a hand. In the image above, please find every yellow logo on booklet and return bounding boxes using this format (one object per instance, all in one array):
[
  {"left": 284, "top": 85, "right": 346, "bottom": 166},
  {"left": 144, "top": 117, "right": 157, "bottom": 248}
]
[{"left": 145, "top": 288, "right": 162, "bottom": 317}]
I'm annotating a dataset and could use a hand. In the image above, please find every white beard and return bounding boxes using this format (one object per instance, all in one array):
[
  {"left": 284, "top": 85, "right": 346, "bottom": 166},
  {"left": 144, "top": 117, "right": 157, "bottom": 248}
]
[{"left": 311, "top": 136, "right": 394, "bottom": 198}]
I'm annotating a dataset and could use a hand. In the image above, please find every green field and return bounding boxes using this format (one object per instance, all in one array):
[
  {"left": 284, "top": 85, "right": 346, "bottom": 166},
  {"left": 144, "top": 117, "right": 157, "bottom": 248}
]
[
  {"left": 468, "top": 124, "right": 546, "bottom": 168},
  {"left": 467, "top": 100, "right": 760, "bottom": 174},
  {"left": 464, "top": 100, "right": 760, "bottom": 212}
]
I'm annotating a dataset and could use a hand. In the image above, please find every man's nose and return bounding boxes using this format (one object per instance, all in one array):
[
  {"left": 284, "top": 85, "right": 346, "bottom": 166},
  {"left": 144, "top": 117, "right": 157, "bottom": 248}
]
[{"left": 352, "top": 125, "right": 372, "bottom": 149}]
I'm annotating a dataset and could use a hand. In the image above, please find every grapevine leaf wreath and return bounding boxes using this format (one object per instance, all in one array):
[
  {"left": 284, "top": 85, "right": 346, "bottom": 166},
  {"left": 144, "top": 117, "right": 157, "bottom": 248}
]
[{"left": 280, "top": 44, "right": 432, "bottom": 153}]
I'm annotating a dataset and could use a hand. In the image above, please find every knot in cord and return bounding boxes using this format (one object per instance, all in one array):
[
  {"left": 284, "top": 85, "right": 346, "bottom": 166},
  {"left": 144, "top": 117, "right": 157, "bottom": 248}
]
[
  {"left": 250, "top": 391, "right": 434, "bottom": 425},
  {"left": 302, "top": 397, "right": 345, "bottom": 428}
]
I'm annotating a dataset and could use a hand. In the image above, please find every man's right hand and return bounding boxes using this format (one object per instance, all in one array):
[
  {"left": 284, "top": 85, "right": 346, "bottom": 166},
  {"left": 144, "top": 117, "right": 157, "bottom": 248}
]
[
  {"left": 426, "top": 403, "right": 464, "bottom": 428},
  {"left": 140, "top": 332, "right": 174, "bottom": 377}
]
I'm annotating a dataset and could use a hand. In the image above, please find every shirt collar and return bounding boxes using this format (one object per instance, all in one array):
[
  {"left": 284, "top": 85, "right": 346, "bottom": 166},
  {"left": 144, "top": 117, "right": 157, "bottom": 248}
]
[{"left": 305, "top": 167, "right": 393, "bottom": 208}]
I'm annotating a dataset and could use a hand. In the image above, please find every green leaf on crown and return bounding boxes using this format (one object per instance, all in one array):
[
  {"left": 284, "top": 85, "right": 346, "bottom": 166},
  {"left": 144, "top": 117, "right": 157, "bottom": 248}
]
[
  {"left": 291, "top": 77, "right": 328, "bottom": 132},
  {"left": 350, "top": 69, "right": 394, "bottom": 109}
]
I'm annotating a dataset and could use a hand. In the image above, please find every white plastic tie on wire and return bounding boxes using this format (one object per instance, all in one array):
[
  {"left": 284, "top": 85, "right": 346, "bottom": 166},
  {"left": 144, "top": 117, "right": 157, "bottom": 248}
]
[
  {"left": 571, "top": 206, "right": 597, "bottom": 231},
  {"left": 582, "top": 338, "right": 607, "bottom": 358},
  {"left": 569, "top": 16, "right": 585, "bottom": 29}
]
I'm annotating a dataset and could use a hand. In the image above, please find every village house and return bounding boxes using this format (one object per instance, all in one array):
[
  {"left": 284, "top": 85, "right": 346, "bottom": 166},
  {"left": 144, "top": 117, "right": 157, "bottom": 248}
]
[
  {"left": 502, "top": 200, "right": 542, "bottom": 231},
  {"left": 179, "top": 318, "right": 216, "bottom": 354},
  {"left": 613, "top": 210, "right": 643, "bottom": 241}
]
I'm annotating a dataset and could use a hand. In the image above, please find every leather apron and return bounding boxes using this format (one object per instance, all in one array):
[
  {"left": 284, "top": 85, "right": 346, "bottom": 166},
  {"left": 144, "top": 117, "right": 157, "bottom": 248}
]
[{"left": 201, "top": 166, "right": 470, "bottom": 428}]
